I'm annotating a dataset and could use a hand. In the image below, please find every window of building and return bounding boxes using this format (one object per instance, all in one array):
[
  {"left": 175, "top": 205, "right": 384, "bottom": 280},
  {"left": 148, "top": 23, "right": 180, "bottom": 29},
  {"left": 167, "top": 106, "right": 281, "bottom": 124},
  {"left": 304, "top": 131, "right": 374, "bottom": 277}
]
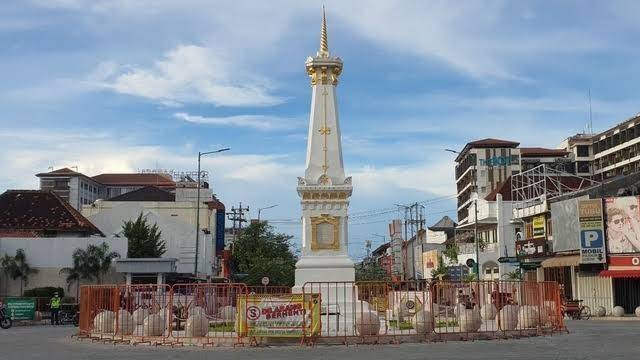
[
  {"left": 577, "top": 161, "right": 590, "bottom": 173},
  {"left": 576, "top": 145, "right": 589, "bottom": 157},
  {"left": 54, "top": 180, "right": 68, "bottom": 190},
  {"left": 525, "top": 221, "right": 533, "bottom": 239},
  {"left": 511, "top": 154, "right": 520, "bottom": 163}
]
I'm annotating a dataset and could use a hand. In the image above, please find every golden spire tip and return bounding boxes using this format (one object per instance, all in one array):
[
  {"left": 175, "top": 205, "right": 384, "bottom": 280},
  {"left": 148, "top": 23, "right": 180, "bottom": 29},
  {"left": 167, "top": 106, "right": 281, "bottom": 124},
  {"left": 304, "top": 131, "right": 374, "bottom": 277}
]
[{"left": 320, "top": 6, "right": 328, "bottom": 55}]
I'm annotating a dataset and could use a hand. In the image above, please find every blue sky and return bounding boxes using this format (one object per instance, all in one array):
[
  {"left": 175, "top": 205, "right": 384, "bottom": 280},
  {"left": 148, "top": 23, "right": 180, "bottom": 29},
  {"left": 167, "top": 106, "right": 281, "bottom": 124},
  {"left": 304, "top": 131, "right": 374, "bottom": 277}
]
[{"left": 1, "top": 1, "right": 640, "bottom": 261}]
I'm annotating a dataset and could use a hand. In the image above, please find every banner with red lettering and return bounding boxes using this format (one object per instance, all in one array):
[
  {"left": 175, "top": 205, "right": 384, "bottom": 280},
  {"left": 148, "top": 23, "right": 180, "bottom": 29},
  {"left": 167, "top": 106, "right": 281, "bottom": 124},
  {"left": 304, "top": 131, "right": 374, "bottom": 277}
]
[{"left": 236, "top": 293, "right": 320, "bottom": 337}]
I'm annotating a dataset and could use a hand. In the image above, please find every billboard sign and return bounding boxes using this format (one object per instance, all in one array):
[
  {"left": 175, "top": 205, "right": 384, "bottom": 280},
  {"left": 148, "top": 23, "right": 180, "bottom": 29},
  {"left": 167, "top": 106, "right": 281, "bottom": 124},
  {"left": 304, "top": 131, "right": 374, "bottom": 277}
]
[
  {"left": 578, "top": 199, "right": 606, "bottom": 264},
  {"left": 533, "top": 215, "right": 546, "bottom": 238},
  {"left": 604, "top": 197, "right": 640, "bottom": 254},
  {"left": 5, "top": 298, "right": 36, "bottom": 320},
  {"left": 516, "top": 238, "right": 547, "bottom": 259},
  {"left": 236, "top": 294, "right": 320, "bottom": 337}
]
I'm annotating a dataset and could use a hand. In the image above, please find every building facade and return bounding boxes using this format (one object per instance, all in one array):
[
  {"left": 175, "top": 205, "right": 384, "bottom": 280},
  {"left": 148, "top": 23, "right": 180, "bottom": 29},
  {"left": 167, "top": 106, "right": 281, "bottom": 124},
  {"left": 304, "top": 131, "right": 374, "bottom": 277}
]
[
  {"left": 454, "top": 138, "right": 521, "bottom": 226},
  {"left": 36, "top": 168, "right": 177, "bottom": 210},
  {"left": 0, "top": 190, "right": 126, "bottom": 297}
]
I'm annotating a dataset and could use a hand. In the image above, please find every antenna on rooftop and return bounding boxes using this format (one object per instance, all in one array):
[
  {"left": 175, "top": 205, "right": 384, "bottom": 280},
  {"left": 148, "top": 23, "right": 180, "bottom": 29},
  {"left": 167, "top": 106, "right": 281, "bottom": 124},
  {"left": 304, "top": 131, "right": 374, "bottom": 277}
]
[{"left": 588, "top": 89, "right": 593, "bottom": 134}]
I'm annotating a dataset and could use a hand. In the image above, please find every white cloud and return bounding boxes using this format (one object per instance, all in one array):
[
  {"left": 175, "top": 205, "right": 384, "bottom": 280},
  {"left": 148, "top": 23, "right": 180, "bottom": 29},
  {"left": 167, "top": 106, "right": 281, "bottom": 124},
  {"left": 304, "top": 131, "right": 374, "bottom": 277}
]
[
  {"left": 174, "top": 112, "right": 299, "bottom": 131},
  {"left": 90, "top": 45, "right": 283, "bottom": 107},
  {"left": 332, "top": 1, "right": 603, "bottom": 80}
]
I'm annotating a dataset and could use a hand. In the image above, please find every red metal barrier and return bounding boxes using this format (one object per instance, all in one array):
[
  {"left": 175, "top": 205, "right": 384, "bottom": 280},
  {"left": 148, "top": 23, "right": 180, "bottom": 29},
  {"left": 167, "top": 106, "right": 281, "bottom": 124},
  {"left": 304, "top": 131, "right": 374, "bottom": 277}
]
[
  {"left": 78, "top": 279, "right": 564, "bottom": 346},
  {"left": 170, "top": 283, "right": 247, "bottom": 346}
]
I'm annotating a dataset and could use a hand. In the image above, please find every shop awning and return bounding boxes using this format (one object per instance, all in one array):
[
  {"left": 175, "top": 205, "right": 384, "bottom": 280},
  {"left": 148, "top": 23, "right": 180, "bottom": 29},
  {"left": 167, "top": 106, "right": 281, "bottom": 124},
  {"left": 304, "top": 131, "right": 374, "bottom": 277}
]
[
  {"left": 541, "top": 255, "right": 580, "bottom": 268},
  {"left": 599, "top": 270, "right": 640, "bottom": 278}
]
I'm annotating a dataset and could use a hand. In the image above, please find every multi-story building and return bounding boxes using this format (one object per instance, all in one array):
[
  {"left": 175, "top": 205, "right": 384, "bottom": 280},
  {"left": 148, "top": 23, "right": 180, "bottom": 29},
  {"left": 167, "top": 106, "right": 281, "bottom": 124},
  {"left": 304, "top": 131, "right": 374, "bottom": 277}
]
[
  {"left": 36, "top": 168, "right": 105, "bottom": 210},
  {"left": 558, "top": 133, "right": 595, "bottom": 177},
  {"left": 36, "top": 168, "right": 177, "bottom": 210},
  {"left": 454, "top": 138, "right": 521, "bottom": 225},
  {"left": 81, "top": 186, "right": 225, "bottom": 278},
  {"left": 592, "top": 114, "right": 640, "bottom": 179},
  {"left": 519, "top": 147, "right": 572, "bottom": 173}
]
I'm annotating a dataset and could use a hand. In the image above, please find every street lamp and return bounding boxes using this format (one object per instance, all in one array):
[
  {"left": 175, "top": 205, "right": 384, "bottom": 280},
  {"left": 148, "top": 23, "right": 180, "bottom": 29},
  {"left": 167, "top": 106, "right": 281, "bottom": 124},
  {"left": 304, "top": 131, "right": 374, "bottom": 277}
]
[
  {"left": 257, "top": 204, "right": 278, "bottom": 221},
  {"left": 194, "top": 147, "right": 230, "bottom": 278}
]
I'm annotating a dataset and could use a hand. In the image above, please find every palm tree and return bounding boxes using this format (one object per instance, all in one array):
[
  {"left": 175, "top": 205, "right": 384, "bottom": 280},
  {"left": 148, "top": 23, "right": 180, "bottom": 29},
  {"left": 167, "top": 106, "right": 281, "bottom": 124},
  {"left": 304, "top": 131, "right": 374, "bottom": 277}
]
[
  {"left": 0, "top": 249, "right": 38, "bottom": 296},
  {"left": 59, "top": 248, "right": 91, "bottom": 300},
  {"left": 86, "top": 242, "right": 120, "bottom": 284}
]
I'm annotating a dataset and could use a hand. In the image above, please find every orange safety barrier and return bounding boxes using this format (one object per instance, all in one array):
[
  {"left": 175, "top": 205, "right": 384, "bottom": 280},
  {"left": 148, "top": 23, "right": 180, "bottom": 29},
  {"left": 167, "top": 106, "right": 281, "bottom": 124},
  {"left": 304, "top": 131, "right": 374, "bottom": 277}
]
[
  {"left": 78, "top": 279, "right": 565, "bottom": 346},
  {"left": 170, "top": 283, "right": 247, "bottom": 346}
]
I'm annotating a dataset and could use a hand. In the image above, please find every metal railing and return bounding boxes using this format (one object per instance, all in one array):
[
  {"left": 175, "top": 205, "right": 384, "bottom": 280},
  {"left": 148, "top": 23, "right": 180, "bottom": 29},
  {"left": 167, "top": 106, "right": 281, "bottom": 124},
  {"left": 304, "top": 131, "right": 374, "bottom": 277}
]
[{"left": 78, "top": 280, "right": 564, "bottom": 346}]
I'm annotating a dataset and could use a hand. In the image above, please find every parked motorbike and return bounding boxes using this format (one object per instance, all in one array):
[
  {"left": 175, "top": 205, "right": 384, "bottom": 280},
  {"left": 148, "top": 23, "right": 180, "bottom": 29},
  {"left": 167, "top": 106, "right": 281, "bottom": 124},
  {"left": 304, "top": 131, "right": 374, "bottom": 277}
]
[
  {"left": 59, "top": 305, "right": 79, "bottom": 327},
  {"left": 0, "top": 302, "right": 12, "bottom": 329}
]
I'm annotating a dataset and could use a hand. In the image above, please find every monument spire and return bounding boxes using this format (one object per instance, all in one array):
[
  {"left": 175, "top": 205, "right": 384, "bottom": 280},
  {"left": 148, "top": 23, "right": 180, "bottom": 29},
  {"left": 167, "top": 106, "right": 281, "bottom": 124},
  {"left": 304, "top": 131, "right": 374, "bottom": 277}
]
[
  {"left": 319, "top": 6, "right": 329, "bottom": 56},
  {"left": 295, "top": 7, "right": 354, "bottom": 293}
]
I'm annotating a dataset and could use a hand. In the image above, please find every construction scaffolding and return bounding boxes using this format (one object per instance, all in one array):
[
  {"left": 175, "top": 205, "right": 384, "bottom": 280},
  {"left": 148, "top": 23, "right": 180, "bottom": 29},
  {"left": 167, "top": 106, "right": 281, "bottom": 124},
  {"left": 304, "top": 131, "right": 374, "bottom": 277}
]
[{"left": 511, "top": 164, "right": 600, "bottom": 211}]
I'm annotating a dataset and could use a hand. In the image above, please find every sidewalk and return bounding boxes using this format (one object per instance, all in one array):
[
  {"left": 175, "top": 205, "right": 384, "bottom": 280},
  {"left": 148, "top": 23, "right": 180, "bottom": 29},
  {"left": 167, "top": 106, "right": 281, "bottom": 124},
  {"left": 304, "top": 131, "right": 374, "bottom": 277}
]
[{"left": 588, "top": 316, "right": 640, "bottom": 321}]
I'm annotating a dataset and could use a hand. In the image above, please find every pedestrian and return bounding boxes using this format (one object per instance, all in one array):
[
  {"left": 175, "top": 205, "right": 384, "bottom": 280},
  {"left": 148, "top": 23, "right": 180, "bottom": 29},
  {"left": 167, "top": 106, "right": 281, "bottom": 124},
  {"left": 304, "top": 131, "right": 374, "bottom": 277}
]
[{"left": 50, "top": 292, "right": 61, "bottom": 325}]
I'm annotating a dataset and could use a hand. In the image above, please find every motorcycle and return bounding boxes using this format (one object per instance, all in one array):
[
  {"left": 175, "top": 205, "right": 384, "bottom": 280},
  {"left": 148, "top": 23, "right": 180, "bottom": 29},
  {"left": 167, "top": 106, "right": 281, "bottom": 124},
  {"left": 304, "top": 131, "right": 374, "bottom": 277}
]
[
  {"left": 59, "top": 304, "right": 79, "bottom": 327},
  {"left": 0, "top": 302, "right": 12, "bottom": 329}
]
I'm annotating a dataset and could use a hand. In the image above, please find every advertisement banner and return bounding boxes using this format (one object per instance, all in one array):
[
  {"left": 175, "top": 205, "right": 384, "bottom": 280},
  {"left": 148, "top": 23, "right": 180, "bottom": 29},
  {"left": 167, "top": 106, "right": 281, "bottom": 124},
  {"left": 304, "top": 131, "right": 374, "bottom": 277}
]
[
  {"left": 516, "top": 238, "right": 548, "bottom": 259},
  {"left": 422, "top": 250, "right": 439, "bottom": 279},
  {"left": 236, "top": 293, "right": 320, "bottom": 337},
  {"left": 5, "top": 298, "right": 36, "bottom": 320},
  {"left": 578, "top": 199, "right": 606, "bottom": 264},
  {"left": 604, "top": 196, "right": 640, "bottom": 254},
  {"left": 533, "top": 215, "right": 546, "bottom": 238}
]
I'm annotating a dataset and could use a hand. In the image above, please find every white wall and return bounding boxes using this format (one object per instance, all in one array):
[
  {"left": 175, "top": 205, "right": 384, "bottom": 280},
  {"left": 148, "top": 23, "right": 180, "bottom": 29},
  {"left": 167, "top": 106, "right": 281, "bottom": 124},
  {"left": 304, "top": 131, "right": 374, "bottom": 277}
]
[
  {"left": 0, "top": 236, "right": 127, "bottom": 297},
  {"left": 85, "top": 203, "right": 214, "bottom": 276}
]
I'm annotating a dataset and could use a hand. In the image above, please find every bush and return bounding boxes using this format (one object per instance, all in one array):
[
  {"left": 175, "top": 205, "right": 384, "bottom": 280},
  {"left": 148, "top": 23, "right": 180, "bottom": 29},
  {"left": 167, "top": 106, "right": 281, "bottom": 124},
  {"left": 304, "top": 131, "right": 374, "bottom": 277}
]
[{"left": 23, "top": 287, "right": 64, "bottom": 298}]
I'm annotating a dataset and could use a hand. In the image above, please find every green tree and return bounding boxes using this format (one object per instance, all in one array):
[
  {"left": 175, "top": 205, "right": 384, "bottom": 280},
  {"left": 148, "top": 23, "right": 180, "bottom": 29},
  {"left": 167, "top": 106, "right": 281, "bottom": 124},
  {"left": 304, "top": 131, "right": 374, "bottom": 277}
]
[
  {"left": 443, "top": 244, "right": 459, "bottom": 264},
  {"left": 231, "top": 221, "right": 297, "bottom": 286},
  {"left": 122, "top": 213, "right": 166, "bottom": 258},
  {"left": 503, "top": 269, "right": 523, "bottom": 281},
  {"left": 355, "top": 259, "right": 390, "bottom": 282},
  {"left": 59, "top": 242, "right": 120, "bottom": 290},
  {"left": 0, "top": 249, "right": 38, "bottom": 296},
  {"left": 86, "top": 242, "right": 120, "bottom": 284},
  {"left": 430, "top": 255, "right": 449, "bottom": 280}
]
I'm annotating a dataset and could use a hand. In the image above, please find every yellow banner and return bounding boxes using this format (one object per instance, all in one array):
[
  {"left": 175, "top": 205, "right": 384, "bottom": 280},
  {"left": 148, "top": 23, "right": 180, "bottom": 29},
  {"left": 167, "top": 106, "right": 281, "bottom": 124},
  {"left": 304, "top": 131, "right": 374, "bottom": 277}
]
[{"left": 236, "top": 293, "right": 320, "bottom": 337}]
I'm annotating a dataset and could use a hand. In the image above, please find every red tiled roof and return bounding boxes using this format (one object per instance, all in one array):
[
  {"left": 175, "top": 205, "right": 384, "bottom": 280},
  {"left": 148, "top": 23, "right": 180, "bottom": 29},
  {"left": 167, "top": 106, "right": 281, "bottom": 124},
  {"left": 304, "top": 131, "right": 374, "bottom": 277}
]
[
  {"left": 36, "top": 167, "right": 85, "bottom": 177},
  {"left": 519, "top": 147, "right": 569, "bottom": 158},
  {"left": 455, "top": 138, "right": 520, "bottom": 162},
  {"left": 207, "top": 197, "right": 225, "bottom": 211},
  {"left": 0, "top": 190, "right": 103, "bottom": 237},
  {"left": 467, "top": 138, "right": 520, "bottom": 147},
  {"left": 91, "top": 173, "right": 175, "bottom": 187},
  {"left": 108, "top": 186, "right": 175, "bottom": 202},
  {"left": 485, "top": 179, "right": 513, "bottom": 201}
]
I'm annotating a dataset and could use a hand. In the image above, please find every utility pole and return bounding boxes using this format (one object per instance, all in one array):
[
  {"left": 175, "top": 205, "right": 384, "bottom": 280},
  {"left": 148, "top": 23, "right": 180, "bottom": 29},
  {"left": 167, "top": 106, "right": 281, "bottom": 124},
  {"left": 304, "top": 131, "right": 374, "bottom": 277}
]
[
  {"left": 227, "top": 202, "right": 249, "bottom": 252},
  {"left": 474, "top": 198, "right": 480, "bottom": 278}
]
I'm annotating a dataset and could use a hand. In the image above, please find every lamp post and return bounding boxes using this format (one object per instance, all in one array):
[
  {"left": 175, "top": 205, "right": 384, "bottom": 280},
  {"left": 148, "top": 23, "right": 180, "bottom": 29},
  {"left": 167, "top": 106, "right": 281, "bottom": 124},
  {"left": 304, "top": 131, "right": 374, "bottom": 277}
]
[
  {"left": 194, "top": 147, "right": 230, "bottom": 278},
  {"left": 257, "top": 204, "right": 278, "bottom": 221}
]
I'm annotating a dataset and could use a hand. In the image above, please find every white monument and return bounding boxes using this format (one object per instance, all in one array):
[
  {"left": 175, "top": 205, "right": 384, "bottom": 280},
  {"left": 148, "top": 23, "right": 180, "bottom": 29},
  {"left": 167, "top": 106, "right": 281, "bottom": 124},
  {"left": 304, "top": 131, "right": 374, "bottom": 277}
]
[{"left": 294, "top": 9, "right": 355, "bottom": 290}]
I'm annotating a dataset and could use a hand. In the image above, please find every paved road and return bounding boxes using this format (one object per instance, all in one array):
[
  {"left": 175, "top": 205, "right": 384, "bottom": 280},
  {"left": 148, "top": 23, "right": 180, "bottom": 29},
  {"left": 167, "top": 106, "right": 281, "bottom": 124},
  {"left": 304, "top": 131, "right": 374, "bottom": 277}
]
[{"left": 1, "top": 321, "right": 638, "bottom": 360}]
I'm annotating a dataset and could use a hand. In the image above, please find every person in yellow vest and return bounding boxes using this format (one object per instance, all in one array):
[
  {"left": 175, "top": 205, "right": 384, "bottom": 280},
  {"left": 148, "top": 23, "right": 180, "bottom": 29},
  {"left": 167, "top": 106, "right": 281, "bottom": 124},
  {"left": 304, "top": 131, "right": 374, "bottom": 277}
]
[{"left": 50, "top": 292, "right": 61, "bottom": 325}]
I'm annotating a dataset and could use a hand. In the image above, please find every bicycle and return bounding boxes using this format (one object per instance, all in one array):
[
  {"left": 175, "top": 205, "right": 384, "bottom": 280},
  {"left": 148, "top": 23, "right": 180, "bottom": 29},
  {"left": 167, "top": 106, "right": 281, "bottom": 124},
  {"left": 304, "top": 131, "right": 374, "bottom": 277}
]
[{"left": 562, "top": 299, "right": 591, "bottom": 320}]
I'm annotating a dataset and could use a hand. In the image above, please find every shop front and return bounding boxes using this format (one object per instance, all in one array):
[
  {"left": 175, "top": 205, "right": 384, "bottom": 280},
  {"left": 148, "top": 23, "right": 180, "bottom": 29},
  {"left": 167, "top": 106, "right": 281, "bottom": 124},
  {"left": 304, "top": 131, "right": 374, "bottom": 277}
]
[{"left": 600, "top": 255, "right": 640, "bottom": 313}]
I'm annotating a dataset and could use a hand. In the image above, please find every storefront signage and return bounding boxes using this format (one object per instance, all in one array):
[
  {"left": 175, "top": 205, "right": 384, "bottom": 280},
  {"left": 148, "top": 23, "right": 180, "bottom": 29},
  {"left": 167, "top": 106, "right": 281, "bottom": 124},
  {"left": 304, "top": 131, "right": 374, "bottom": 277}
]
[
  {"left": 533, "top": 215, "right": 546, "bottom": 238},
  {"left": 578, "top": 199, "right": 606, "bottom": 264},
  {"left": 608, "top": 255, "right": 640, "bottom": 268},
  {"left": 604, "top": 196, "right": 640, "bottom": 254},
  {"left": 516, "top": 238, "right": 548, "bottom": 259},
  {"left": 5, "top": 298, "right": 36, "bottom": 320},
  {"left": 236, "top": 294, "right": 320, "bottom": 337},
  {"left": 479, "top": 156, "right": 512, "bottom": 167}
]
